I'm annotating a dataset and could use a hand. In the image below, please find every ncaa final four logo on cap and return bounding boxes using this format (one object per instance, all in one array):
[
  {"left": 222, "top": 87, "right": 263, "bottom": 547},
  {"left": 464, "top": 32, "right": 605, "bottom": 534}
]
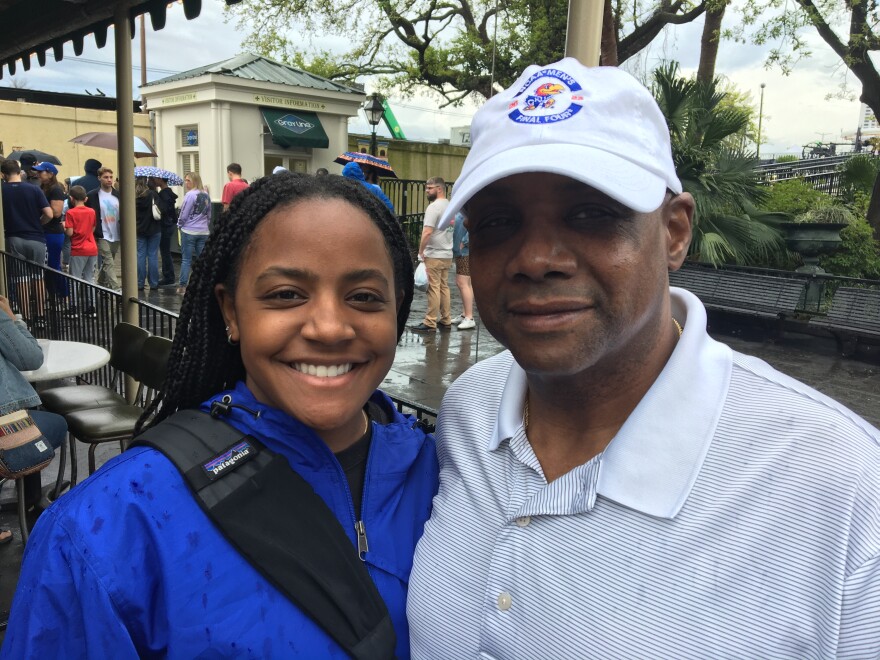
[{"left": 507, "top": 67, "right": 584, "bottom": 125}]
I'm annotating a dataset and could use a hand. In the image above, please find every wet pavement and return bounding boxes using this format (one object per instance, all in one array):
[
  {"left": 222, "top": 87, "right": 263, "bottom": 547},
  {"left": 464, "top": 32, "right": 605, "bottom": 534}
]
[{"left": 2, "top": 274, "right": 879, "bottom": 632}]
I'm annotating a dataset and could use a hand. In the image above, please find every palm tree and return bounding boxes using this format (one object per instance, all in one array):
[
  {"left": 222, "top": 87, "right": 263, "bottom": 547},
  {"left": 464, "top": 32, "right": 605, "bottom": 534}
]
[{"left": 652, "top": 62, "right": 787, "bottom": 266}]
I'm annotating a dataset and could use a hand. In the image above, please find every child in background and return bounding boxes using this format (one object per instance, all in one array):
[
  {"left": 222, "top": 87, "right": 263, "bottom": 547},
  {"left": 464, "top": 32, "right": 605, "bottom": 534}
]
[{"left": 63, "top": 185, "right": 98, "bottom": 318}]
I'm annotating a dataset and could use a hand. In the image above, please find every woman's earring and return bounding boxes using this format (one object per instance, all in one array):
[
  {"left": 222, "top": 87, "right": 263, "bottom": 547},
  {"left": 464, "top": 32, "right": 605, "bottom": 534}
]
[{"left": 225, "top": 325, "right": 238, "bottom": 346}]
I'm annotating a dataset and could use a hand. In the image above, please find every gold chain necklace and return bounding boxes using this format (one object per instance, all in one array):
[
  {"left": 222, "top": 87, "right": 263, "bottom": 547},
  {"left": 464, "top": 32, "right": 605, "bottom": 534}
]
[{"left": 523, "top": 317, "right": 683, "bottom": 431}]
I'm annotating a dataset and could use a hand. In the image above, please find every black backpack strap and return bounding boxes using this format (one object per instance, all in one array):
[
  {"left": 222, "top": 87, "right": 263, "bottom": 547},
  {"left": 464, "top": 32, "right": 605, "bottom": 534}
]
[{"left": 130, "top": 409, "right": 396, "bottom": 660}]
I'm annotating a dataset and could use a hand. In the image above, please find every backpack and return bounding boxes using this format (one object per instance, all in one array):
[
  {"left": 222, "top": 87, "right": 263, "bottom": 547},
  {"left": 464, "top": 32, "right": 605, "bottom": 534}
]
[{"left": 130, "top": 408, "right": 396, "bottom": 660}]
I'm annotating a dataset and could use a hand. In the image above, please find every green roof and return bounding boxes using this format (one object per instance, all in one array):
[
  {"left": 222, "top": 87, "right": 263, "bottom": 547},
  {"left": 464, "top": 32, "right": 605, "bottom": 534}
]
[{"left": 144, "top": 53, "right": 363, "bottom": 96}]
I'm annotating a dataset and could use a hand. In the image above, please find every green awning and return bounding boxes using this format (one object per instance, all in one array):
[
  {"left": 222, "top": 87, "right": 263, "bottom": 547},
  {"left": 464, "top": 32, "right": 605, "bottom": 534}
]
[{"left": 260, "top": 107, "right": 329, "bottom": 149}]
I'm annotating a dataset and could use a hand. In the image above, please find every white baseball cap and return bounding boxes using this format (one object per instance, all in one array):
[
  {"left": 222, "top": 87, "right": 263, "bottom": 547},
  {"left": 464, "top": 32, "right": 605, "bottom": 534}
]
[{"left": 439, "top": 58, "right": 682, "bottom": 228}]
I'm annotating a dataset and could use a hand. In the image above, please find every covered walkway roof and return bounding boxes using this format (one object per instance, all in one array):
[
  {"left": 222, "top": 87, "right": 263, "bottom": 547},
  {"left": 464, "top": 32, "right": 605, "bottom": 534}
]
[{"left": 0, "top": 0, "right": 217, "bottom": 78}]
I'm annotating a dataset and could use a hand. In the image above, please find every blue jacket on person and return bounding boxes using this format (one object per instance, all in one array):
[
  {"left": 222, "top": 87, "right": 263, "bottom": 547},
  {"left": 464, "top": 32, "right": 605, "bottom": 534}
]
[
  {"left": 341, "top": 162, "right": 396, "bottom": 214},
  {"left": 2, "top": 381, "right": 438, "bottom": 659},
  {"left": 0, "top": 312, "right": 43, "bottom": 415}
]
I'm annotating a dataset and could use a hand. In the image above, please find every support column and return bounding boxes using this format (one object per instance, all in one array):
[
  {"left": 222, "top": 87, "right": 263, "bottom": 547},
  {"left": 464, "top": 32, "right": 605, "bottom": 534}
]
[
  {"left": 115, "top": 5, "right": 138, "bottom": 399},
  {"left": 565, "top": 0, "right": 604, "bottom": 66}
]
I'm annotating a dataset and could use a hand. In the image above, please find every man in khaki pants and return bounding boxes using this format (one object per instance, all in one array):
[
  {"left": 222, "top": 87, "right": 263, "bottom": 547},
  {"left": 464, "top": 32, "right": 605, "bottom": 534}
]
[{"left": 410, "top": 177, "right": 453, "bottom": 332}]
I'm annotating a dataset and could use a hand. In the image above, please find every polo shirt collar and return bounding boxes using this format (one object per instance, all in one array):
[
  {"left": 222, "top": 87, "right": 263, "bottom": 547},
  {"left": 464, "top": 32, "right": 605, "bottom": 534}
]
[{"left": 488, "top": 288, "right": 732, "bottom": 519}]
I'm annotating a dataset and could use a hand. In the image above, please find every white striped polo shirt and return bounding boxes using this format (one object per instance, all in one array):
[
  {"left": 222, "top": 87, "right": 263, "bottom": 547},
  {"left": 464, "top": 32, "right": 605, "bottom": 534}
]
[{"left": 409, "top": 288, "right": 880, "bottom": 658}]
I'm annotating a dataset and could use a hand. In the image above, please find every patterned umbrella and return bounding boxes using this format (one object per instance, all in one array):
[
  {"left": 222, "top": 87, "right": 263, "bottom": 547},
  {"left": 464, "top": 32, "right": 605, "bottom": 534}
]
[
  {"left": 333, "top": 152, "right": 398, "bottom": 178},
  {"left": 134, "top": 166, "right": 184, "bottom": 186}
]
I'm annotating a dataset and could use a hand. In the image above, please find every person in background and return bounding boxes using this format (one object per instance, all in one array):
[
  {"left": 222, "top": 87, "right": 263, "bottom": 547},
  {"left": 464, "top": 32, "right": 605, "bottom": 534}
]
[
  {"left": 1, "top": 159, "right": 51, "bottom": 328},
  {"left": 409, "top": 177, "right": 451, "bottom": 333},
  {"left": 77, "top": 158, "right": 102, "bottom": 195},
  {"left": 221, "top": 162, "right": 248, "bottom": 211},
  {"left": 451, "top": 212, "right": 475, "bottom": 330},
  {"left": 17, "top": 154, "right": 40, "bottom": 186},
  {"left": 176, "top": 172, "right": 212, "bottom": 294},
  {"left": 63, "top": 186, "right": 98, "bottom": 318},
  {"left": 341, "top": 162, "right": 395, "bottom": 214},
  {"left": 85, "top": 167, "right": 121, "bottom": 291},
  {"left": 3, "top": 172, "right": 437, "bottom": 658},
  {"left": 134, "top": 176, "right": 162, "bottom": 291},
  {"left": 0, "top": 294, "right": 67, "bottom": 541},
  {"left": 152, "top": 176, "right": 179, "bottom": 287},
  {"left": 33, "top": 163, "right": 68, "bottom": 301}
]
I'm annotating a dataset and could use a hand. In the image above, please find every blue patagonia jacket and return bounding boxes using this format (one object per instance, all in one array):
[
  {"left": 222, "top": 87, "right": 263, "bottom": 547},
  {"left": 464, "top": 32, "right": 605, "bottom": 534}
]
[
  {"left": 341, "top": 162, "right": 396, "bottom": 214},
  {"left": 3, "top": 382, "right": 438, "bottom": 659}
]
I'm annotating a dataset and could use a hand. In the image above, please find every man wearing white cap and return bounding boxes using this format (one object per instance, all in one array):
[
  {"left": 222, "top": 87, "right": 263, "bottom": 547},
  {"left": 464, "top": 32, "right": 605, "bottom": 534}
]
[{"left": 407, "top": 59, "right": 879, "bottom": 657}]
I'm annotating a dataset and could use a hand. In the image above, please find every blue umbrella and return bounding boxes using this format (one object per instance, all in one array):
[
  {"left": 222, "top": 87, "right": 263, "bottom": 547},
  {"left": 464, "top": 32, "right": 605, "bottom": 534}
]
[{"left": 134, "top": 166, "right": 184, "bottom": 186}]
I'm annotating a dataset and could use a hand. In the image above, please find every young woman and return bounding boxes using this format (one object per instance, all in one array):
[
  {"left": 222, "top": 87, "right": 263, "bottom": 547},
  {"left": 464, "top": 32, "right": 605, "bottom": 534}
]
[
  {"left": 134, "top": 176, "right": 162, "bottom": 290},
  {"left": 3, "top": 173, "right": 438, "bottom": 658},
  {"left": 176, "top": 171, "right": 211, "bottom": 294},
  {"left": 34, "top": 162, "right": 69, "bottom": 299}
]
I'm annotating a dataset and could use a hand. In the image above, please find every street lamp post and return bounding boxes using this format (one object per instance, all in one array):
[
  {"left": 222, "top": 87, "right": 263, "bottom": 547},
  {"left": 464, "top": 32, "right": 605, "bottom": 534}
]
[
  {"left": 364, "top": 93, "right": 384, "bottom": 156},
  {"left": 757, "top": 82, "right": 766, "bottom": 160}
]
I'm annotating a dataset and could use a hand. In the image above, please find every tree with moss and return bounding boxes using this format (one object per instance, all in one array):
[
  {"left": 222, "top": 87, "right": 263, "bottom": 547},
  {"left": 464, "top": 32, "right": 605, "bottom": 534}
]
[{"left": 228, "top": 0, "right": 708, "bottom": 104}]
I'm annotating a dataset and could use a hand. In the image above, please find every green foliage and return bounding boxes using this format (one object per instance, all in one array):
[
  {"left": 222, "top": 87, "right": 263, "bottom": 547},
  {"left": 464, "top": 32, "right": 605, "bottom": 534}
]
[
  {"left": 774, "top": 154, "right": 799, "bottom": 163},
  {"left": 820, "top": 219, "right": 880, "bottom": 279},
  {"left": 762, "top": 178, "right": 834, "bottom": 217},
  {"left": 227, "top": 0, "right": 710, "bottom": 103},
  {"left": 839, "top": 155, "right": 880, "bottom": 203},
  {"left": 796, "top": 206, "right": 856, "bottom": 225},
  {"left": 652, "top": 62, "right": 786, "bottom": 266}
]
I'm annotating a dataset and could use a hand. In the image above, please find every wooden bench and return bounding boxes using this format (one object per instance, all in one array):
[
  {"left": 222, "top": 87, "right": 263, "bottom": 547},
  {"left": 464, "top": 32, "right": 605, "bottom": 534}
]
[
  {"left": 669, "top": 266, "right": 806, "bottom": 320},
  {"left": 810, "top": 287, "right": 880, "bottom": 354}
]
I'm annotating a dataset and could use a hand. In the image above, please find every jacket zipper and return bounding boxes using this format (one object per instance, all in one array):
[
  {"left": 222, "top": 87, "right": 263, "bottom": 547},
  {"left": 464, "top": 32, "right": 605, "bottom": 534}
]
[{"left": 353, "top": 414, "right": 375, "bottom": 562}]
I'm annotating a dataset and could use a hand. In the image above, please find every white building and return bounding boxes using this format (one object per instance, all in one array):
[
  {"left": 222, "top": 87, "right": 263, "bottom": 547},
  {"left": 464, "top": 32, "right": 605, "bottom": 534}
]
[{"left": 141, "top": 54, "right": 365, "bottom": 198}]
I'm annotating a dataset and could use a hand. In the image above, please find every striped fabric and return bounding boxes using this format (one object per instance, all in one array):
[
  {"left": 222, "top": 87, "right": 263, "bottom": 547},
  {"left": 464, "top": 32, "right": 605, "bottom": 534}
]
[{"left": 409, "top": 289, "right": 880, "bottom": 658}]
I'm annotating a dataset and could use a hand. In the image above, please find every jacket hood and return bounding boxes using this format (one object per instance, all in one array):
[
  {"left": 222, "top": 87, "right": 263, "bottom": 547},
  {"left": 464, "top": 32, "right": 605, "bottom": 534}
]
[
  {"left": 342, "top": 162, "right": 366, "bottom": 181},
  {"left": 84, "top": 159, "right": 102, "bottom": 174}
]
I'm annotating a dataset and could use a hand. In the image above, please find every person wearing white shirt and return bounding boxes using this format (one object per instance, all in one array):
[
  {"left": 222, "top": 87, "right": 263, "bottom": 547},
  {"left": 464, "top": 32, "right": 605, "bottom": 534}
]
[{"left": 407, "top": 58, "right": 880, "bottom": 658}]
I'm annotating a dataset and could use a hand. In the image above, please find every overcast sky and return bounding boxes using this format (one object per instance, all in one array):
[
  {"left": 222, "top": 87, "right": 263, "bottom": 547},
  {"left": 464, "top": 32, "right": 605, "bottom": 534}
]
[{"left": 1, "top": 0, "right": 864, "bottom": 156}]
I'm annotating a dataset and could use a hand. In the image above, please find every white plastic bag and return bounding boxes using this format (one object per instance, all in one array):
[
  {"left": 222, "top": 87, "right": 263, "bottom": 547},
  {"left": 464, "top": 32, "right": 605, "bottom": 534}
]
[{"left": 414, "top": 261, "right": 428, "bottom": 292}]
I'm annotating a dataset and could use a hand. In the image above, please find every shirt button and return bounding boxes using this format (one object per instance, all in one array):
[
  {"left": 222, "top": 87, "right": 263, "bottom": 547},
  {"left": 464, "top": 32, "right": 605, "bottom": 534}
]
[
  {"left": 515, "top": 516, "right": 531, "bottom": 527},
  {"left": 497, "top": 592, "right": 512, "bottom": 611}
]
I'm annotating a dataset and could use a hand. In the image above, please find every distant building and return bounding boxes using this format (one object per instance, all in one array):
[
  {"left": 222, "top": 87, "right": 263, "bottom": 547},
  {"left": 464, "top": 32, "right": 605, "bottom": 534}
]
[
  {"left": 141, "top": 53, "right": 365, "bottom": 198},
  {"left": 450, "top": 126, "right": 471, "bottom": 147}
]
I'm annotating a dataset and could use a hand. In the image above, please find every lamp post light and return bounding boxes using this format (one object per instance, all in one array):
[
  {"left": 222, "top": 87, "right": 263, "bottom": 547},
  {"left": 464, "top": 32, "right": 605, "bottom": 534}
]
[
  {"left": 364, "top": 93, "right": 384, "bottom": 156},
  {"left": 757, "top": 82, "right": 766, "bottom": 160}
]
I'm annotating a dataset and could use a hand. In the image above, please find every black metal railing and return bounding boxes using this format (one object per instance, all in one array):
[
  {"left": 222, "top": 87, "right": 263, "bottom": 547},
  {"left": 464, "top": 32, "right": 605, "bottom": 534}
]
[
  {"left": 381, "top": 179, "right": 454, "bottom": 218},
  {"left": 1, "top": 252, "right": 438, "bottom": 426}
]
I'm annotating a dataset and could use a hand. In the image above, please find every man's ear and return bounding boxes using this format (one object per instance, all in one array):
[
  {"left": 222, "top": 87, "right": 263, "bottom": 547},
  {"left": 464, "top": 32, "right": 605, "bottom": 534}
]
[
  {"left": 665, "top": 192, "right": 694, "bottom": 271},
  {"left": 215, "top": 284, "right": 239, "bottom": 343}
]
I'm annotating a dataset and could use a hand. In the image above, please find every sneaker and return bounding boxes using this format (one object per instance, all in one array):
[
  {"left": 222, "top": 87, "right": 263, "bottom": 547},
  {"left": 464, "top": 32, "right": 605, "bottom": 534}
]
[
  {"left": 457, "top": 318, "right": 476, "bottom": 330},
  {"left": 64, "top": 306, "right": 79, "bottom": 319},
  {"left": 438, "top": 323, "right": 453, "bottom": 331},
  {"left": 452, "top": 314, "right": 465, "bottom": 324},
  {"left": 409, "top": 323, "right": 436, "bottom": 333},
  {"left": 84, "top": 306, "right": 97, "bottom": 319}
]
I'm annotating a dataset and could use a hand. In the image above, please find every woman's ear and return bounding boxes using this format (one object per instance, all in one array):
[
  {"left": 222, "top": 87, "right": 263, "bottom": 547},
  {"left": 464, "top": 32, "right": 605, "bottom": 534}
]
[{"left": 215, "top": 284, "right": 239, "bottom": 343}]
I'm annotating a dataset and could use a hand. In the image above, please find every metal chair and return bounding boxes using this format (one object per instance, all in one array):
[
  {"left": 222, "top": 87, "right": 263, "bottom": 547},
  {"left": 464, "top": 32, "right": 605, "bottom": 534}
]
[
  {"left": 63, "top": 335, "right": 171, "bottom": 479},
  {"left": 38, "top": 322, "right": 150, "bottom": 415}
]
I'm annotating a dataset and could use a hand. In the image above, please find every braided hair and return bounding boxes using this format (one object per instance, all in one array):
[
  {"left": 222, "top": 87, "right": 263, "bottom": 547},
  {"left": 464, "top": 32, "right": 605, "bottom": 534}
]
[{"left": 138, "top": 171, "right": 414, "bottom": 432}]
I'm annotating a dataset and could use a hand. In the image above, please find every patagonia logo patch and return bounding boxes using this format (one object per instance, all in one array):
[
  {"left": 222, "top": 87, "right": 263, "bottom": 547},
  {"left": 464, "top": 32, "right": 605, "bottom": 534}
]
[
  {"left": 507, "top": 68, "right": 584, "bottom": 125},
  {"left": 202, "top": 439, "right": 256, "bottom": 481}
]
